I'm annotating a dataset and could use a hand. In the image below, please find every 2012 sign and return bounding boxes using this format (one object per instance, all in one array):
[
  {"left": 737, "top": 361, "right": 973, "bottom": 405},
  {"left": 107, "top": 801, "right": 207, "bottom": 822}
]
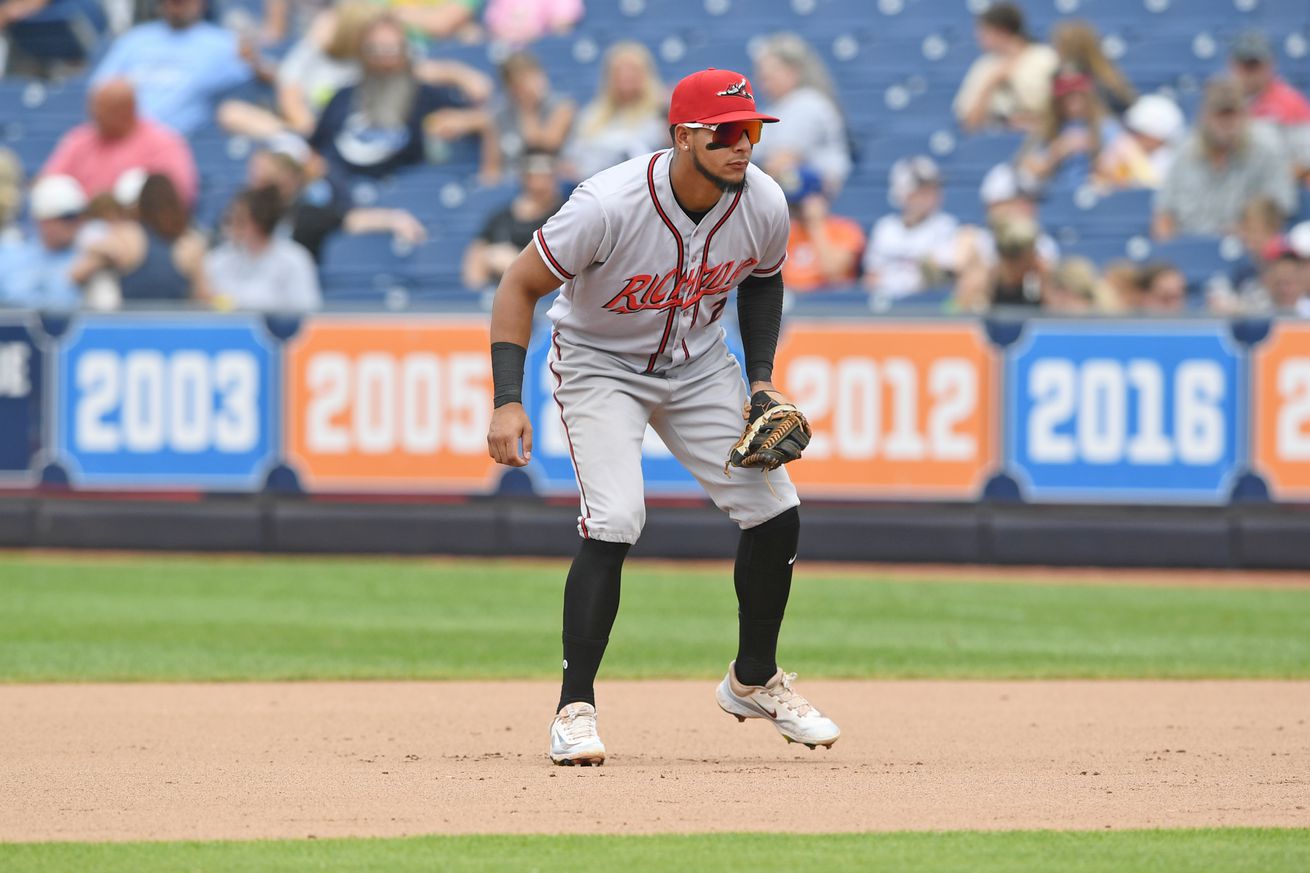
[{"left": 773, "top": 322, "right": 997, "bottom": 498}]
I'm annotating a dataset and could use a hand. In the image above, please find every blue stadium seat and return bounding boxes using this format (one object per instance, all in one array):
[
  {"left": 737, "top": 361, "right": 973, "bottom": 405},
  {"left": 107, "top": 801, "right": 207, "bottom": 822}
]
[{"left": 1134, "top": 235, "right": 1236, "bottom": 286}]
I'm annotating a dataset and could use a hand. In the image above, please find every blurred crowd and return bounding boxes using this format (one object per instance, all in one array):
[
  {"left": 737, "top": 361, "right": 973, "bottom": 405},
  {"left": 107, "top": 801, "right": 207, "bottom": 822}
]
[{"left": 0, "top": 0, "right": 1308, "bottom": 315}]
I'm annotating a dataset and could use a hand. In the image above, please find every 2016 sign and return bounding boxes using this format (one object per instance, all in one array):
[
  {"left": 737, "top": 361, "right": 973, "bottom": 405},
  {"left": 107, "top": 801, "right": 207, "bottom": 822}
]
[
  {"left": 0, "top": 317, "right": 43, "bottom": 483},
  {"left": 774, "top": 322, "right": 997, "bottom": 498},
  {"left": 54, "top": 317, "right": 278, "bottom": 489},
  {"left": 1253, "top": 321, "right": 1310, "bottom": 501},
  {"left": 284, "top": 318, "right": 499, "bottom": 492},
  {"left": 1006, "top": 322, "right": 1243, "bottom": 503}
]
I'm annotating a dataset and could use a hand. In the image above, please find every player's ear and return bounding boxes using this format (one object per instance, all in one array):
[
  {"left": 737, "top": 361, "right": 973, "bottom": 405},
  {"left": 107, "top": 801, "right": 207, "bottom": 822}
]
[{"left": 671, "top": 124, "right": 691, "bottom": 152}]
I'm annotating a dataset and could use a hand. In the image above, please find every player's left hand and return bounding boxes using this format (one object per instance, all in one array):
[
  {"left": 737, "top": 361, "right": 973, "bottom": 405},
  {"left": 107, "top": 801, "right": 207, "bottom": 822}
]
[{"left": 487, "top": 403, "right": 533, "bottom": 467}]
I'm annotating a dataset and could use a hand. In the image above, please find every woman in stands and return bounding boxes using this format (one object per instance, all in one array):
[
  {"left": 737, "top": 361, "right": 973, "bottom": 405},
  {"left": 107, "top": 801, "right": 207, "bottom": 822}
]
[
  {"left": 1018, "top": 67, "right": 1119, "bottom": 191},
  {"left": 564, "top": 41, "right": 668, "bottom": 181},
  {"left": 751, "top": 33, "right": 851, "bottom": 191},
  {"left": 220, "top": 1, "right": 381, "bottom": 140},
  {"left": 205, "top": 187, "right": 322, "bottom": 312},
  {"left": 1052, "top": 21, "right": 1137, "bottom": 117},
  {"left": 70, "top": 173, "right": 210, "bottom": 306},
  {"left": 492, "top": 50, "right": 576, "bottom": 170}
]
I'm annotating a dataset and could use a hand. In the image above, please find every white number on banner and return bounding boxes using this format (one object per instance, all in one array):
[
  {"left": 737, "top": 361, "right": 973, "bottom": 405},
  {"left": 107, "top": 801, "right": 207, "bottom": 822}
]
[
  {"left": 303, "top": 352, "right": 491, "bottom": 454},
  {"left": 74, "top": 350, "right": 260, "bottom": 454},
  {"left": 0, "top": 342, "right": 32, "bottom": 398},
  {"left": 1026, "top": 358, "right": 1225, "bottom": 465},
  {"left": 1275, "top": 358, "right": 1310, "bottom": 461},
  {"left": 785, "top": 355, "right": 977, "bottom": 461}
]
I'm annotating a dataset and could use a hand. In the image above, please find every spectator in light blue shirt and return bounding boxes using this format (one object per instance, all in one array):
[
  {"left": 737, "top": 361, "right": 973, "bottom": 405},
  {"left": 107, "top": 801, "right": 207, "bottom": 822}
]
[
  {"left": 91, "top": 0, "right": 251, "bottom": 136},
  {"left": 0, "top": 175, "right": 86, "bottom": 310}
]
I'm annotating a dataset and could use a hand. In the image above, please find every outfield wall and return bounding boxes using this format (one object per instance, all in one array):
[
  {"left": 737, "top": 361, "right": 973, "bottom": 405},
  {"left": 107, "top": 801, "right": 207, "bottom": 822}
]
[{"left": 1, "top": 310, "right": 1308, "bottom": 567}]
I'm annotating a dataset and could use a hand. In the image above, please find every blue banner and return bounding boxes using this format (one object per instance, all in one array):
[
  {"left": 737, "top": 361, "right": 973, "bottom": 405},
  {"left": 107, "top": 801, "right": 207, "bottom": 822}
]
[
  {"left": 522, "top": 325, "right": 746, "bottom": 496},
  {"left": 53, "top": 316, "right": 279, "bottom": 490},
  {"left": 0, "top": 316, "right": 43, "bottom": 483},
  {"left": 1005, "top": 322, "right": 1244, "bottom": 504}
]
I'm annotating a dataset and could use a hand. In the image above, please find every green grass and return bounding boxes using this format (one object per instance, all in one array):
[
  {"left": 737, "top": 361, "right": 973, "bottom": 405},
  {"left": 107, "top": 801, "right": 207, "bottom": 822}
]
[
  {"left": 2, "top": 553, "right": 1307, "bottom": 682},
  {"left": 2, "top": 829, "right": 1307, "bottom": 872}
]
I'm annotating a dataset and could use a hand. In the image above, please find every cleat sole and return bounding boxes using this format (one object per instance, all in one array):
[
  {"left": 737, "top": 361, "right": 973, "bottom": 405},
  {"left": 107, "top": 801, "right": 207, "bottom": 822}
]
[{"left": 552, "top": 755, "right": 605, "bottom": 767}]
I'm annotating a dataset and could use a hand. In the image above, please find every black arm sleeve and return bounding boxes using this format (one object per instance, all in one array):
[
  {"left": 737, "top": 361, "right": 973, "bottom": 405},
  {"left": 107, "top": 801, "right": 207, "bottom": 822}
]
[
  {"left": 491, "top": 341, "right": 528, "bottom": 407},
  {"left": 736, "top": 271, "right": 784, "bottom": 385}
]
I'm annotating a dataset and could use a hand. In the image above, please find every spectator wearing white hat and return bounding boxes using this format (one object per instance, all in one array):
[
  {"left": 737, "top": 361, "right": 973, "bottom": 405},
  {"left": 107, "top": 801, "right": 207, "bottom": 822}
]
[
  {"left": 863, "top": 156, "right": 959, "bottom": 301},
  {"left": 935, "top": 162, "right": 1059, "bottom": 279},
  {"left": 1096, "top": 94, "right": 1185, "bottom": 190},
  {"left": 0, "top": 175, "right": 87, "bottom": 310}
]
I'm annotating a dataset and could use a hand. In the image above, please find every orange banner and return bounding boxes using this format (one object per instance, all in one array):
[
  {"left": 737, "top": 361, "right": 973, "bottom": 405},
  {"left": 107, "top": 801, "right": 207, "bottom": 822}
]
[
  {"left": 284, "top": 317, "right": 499, "bottom": 492},
  {"left": 776, "top": 321, "right": 998, "bottom": 498},
  {"left": 1253, "top": 321, "right": 1310, "bottom": 501}
]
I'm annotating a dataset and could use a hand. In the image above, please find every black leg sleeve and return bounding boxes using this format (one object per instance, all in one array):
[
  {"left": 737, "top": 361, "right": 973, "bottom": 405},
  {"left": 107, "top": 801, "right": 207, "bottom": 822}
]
[
  {"left": 558, "top": 538, "right": 630, "bottom": 711},
  {"left": 733, "top": 507, "right": 800, "bottom": 686}
]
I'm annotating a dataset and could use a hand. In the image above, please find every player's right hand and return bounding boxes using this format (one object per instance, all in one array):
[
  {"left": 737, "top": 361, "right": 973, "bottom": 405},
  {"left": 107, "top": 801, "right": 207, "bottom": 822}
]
[{"left": 487, "top": 403, "right": 533, "bottom": 467}]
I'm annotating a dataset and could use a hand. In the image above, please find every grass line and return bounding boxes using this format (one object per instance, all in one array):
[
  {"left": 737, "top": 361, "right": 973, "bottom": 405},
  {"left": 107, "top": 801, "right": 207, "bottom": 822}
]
[
  {"left": 2, "top": 829, "right": 1307, "bottom": 873},
  {"left": 2, "top": 554, "right": 1308, "bottom": 682}
]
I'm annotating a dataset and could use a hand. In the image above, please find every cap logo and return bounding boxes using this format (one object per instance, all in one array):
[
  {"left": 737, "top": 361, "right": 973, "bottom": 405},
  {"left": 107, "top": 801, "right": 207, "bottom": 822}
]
[{"left": 717, "top": 78, "right": 752, "bottom": 100}]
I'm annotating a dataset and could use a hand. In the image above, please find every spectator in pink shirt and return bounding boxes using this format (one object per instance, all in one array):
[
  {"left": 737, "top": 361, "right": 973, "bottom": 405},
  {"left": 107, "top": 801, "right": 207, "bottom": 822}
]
[
  {"left": 1230, "top": 32, "right": 1310, "bottom": 126},
  {"left": 40, "top": 79, "right": 199, "bottom": 206},
  {"left": 1230, "top": 32, "right": 1310, "bottom": 183}
]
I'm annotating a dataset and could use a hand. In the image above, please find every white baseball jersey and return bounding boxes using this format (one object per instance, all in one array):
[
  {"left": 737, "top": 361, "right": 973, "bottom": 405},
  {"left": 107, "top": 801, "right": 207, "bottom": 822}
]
[{"left": 534, "top": 148, "right": 790, "bottom": 375}]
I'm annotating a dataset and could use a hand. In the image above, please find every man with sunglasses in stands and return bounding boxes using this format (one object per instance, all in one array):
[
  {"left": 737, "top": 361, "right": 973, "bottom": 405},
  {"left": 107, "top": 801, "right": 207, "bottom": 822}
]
[{"left": 486, "top": 68, "right": 841, "bottom": 766}]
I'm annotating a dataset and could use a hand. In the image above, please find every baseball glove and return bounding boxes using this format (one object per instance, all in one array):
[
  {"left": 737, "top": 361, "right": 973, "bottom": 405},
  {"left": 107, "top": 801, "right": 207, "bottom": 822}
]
[{"left": 725, "top": 391, "right": 811, "bottom": 474}]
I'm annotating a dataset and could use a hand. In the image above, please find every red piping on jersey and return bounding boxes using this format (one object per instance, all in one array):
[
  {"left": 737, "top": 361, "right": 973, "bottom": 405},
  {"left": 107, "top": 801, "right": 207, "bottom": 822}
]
[
  {"left": 548, "top": 333, "right": 590, "bottom": 538},
  {"left": 645, "top": 154, "right": 745, "bottom": 372},
  {"left": 645, "top": 152, "right": 685, "bottom": 373},
  {"left": 753, "top": 253, "right": 786, "bottom": 275},
  {"left": 536, "top": 228, "right": 575, "bottom": 281},
  {"left": 683, "top": 185, "right": 743, "bottom": 347}
]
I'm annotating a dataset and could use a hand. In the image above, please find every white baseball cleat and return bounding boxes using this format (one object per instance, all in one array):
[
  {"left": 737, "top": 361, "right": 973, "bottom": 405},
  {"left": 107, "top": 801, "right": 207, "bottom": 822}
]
[
  {"left": 715, "top": 661, "right": 841, "bottom": 749},
  {"left": 549, "top": 702, "right": 606, "bottom": 766}
]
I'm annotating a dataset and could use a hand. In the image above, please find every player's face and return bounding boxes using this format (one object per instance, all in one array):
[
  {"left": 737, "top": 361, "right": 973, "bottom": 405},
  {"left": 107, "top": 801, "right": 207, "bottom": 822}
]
[{"left": 689, "top": 125, "right": 755, "bottom": 192}]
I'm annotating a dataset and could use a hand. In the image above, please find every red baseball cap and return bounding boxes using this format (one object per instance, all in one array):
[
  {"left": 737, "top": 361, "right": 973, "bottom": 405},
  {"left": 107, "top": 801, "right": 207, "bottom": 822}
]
[{"left": 668, "top": 68, "right": 779, "bottom": 126}]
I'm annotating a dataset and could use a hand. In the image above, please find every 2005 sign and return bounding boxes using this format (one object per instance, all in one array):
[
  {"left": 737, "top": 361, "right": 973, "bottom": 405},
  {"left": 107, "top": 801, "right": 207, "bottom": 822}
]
[
  {"left": 285, "top": 319, "right": 500, "bottom": 493},
  {"left": 303, "top": 351, "right": 487, "bottom": 456}
]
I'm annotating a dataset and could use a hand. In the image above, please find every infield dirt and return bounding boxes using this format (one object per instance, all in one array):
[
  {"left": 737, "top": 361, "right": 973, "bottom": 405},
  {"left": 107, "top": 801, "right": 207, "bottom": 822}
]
[{"left": 2, "top": 679, "right": 1306, "bottom": 842}]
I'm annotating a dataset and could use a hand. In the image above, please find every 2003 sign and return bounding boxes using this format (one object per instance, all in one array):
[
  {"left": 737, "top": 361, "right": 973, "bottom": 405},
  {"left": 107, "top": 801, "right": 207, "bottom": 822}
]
[{"left": 55, "top": 317, "right": 278, "bottom": 489}]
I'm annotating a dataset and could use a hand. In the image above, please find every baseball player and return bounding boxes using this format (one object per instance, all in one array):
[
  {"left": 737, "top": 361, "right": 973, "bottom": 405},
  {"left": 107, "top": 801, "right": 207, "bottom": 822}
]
[{"left": 486, "top": 68, "right": 840, "bottom": 766}]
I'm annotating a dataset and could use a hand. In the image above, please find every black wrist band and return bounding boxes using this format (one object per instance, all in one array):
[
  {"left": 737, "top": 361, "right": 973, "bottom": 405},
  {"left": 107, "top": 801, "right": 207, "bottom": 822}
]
[{"left": 491, "top": 341, "right": 528, "bottom": 408}]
